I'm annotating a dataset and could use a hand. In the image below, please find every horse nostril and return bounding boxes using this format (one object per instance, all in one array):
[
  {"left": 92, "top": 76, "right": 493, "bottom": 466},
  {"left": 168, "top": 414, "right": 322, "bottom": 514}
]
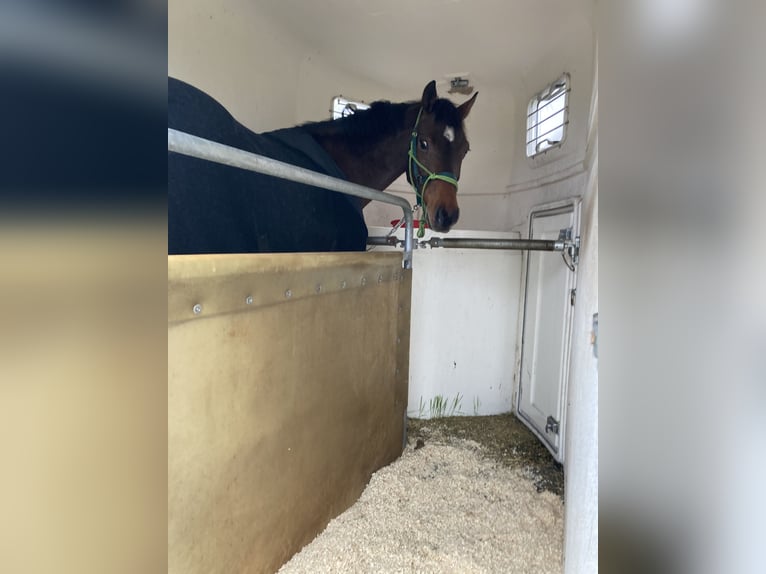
[
  {"left": 435, "top": 207, "right": 457, "bottom": 229},
  {"left": 435, "top": 207, "right": 448, "bottom": 228}
]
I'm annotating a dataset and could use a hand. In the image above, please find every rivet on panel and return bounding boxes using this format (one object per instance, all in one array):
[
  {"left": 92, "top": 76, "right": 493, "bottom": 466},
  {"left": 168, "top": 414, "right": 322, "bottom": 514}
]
[
  {"left": 284, "top": 289, "right": 292, "bottom": 299},
  {"left": 315, "top": 284, "right": 322, "bottom": 294},
  {"left": 245, "top": 295, "right": 253, "bottom": 305},
  {"left": 192, "top": 303, "right": 202, "bottom": 315}
]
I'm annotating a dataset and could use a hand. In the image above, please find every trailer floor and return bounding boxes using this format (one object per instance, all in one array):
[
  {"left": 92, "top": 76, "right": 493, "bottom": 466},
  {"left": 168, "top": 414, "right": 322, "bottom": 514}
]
[
  {"left": 279, "top": 413, "right": 565, "bottom": 573},
  {"left": 407, "top": 413, "right": 564, "bottom": 497}
]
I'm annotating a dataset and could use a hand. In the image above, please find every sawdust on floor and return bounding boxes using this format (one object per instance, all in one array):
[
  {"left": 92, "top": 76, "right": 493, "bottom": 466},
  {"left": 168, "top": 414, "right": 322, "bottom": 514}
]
[{"left": 278, "top": 414, "right": 564, "bottom": 574}]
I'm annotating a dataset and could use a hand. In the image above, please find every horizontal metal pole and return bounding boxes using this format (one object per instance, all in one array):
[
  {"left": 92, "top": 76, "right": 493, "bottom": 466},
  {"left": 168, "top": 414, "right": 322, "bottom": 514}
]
[
  {"left": 168, "top": 128, "right": 414, "bottom": 269},
  {"left": 366, "top": 236, "right": 400, "bottom": 247},
  {"left": 423, "top": 237, "right": 566, "bottom": 251}
]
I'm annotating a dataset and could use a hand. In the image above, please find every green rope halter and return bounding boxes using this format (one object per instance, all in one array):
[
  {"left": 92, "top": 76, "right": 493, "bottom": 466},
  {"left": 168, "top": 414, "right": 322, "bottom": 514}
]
[{"left": 407, "top": 107, "right": 459, "bottom": 237}]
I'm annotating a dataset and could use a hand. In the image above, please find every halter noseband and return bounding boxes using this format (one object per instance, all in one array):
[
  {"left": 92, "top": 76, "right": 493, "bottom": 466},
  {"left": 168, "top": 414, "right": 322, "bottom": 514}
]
[{"left": 407, "top": 107, "right": 459, "bottom": 236}]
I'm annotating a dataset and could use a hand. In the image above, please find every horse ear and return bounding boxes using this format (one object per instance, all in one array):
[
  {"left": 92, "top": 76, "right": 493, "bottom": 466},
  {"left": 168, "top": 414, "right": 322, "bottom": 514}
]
[
  {"left": 458, "top": 92, "right": 478, "bottom": 120},
  {"left": 421, "top": 81, "right": 438, "bottom": 112}
]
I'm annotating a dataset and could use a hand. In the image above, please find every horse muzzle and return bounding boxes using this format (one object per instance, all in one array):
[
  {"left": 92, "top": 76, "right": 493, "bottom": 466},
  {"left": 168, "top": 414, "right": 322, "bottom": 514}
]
[
  {"left": 431, "top": 205, "right": 460, "bottom": 232},
  {"left": 423, "top": 179, "right": 460, "bottom": 232}
]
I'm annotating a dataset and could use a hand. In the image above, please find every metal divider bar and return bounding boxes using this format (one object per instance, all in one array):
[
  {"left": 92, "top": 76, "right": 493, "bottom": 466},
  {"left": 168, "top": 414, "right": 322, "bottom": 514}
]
[
  {"left": 168, "top": 128, "right": 415, "bottom": 269},
  {"left": 425, "top": 237, "right": 566, "bottom": 251},
  {"left": 368, "top": 236, "right": 567, "bottom": 251}
]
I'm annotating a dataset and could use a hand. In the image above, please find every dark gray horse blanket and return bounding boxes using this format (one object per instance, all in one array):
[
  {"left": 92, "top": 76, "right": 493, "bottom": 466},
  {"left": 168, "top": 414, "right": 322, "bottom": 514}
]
[{"left": 168, "top": 77, "right": 367, "bottom": 254}]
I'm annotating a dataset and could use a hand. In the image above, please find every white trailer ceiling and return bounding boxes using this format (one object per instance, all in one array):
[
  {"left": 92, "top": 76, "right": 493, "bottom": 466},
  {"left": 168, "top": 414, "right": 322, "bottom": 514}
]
[{"left": 254, "top": 0, "right": 594, "bottom": 92}]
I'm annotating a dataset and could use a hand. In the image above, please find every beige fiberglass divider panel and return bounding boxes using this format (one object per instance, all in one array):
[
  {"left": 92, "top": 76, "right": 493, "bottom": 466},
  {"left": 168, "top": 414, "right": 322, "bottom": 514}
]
[{"left": 168, "top": 252, "right": 412, "bottom": 574}]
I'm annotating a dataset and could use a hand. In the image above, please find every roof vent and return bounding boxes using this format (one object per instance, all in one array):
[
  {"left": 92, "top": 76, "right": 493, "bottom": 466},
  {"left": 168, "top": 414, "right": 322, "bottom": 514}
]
[{"left": 447, "top": 76, "right": 474, "bottom": 95}]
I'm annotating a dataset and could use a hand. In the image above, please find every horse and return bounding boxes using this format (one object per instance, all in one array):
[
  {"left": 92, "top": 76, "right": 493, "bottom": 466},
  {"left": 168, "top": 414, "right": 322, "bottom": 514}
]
[{"left": 168, "top": 78, "right": 477, "bottom": 254}]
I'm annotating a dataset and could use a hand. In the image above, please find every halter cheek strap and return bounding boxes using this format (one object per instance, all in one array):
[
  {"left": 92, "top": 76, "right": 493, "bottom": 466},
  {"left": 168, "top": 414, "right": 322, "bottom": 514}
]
[{"left": 407, "top": 107, "right": 459, "bottom": 237}]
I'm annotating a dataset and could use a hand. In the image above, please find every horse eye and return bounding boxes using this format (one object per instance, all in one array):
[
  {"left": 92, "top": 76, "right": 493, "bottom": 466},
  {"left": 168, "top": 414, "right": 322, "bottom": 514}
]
[{"left": 419, "top": 139, "right": 429, "bottom": 151}]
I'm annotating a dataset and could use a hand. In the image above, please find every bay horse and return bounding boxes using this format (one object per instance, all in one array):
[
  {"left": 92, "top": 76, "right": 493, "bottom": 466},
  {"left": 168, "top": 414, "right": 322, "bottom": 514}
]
[{"left": 168, "top": 78, "right": 477, "bottom": 254}]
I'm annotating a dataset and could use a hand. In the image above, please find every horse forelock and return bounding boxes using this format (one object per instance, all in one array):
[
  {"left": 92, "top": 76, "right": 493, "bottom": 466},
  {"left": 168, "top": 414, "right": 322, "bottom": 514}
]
[{"left": 431, "top": 98, "right": 463, "bottom": 131}]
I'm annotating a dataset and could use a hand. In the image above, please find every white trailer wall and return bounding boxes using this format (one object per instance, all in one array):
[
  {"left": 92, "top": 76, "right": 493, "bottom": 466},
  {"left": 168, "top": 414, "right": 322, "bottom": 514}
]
[
  {"left": 169, "top": 0, "right": 303, "bottom": 132},
  {"left": 168, "top": 0, "right": 394, "bottom": 134},
  {"left": 369, "top": 227, "right": 523, "bottom": 417},
  {"left": 561, "top": 42, "right": 598, "bottom": 574}
]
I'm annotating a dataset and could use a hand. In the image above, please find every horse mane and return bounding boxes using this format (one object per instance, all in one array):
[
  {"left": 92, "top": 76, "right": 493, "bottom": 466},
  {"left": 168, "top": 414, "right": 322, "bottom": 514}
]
[
  {"left": 302, "top": 97, "right": 463, "bottom": 149},
  {"left": 302, "top": 101, "right": 413, "bottom": 145}
]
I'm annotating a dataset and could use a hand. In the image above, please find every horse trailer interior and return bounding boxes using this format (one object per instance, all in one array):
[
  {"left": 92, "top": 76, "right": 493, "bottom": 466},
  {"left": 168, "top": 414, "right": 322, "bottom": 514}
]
[{"left": 169, "top": 1, "right": 598, "bottom": 573}]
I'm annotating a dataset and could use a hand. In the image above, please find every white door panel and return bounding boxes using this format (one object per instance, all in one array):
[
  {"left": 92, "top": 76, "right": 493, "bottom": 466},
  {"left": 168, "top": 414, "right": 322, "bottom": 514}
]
[{"left": 518, "top": 204, "right": 578, "bottom": 462}]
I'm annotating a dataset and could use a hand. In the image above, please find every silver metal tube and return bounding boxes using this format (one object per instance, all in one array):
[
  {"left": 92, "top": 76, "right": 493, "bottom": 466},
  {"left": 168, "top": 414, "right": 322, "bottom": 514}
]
[
  {"left": 366, "top": 236, "right": 400, "bottom": 247},
  {"left": 168, "top": 128, "right": 415, "bottom": 269},
  {"left": 424, "top": 237, "right": 566, "bottom": 251}
]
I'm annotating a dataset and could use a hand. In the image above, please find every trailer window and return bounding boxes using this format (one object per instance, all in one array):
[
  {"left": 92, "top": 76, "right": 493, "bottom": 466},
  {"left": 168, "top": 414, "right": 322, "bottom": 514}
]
[
  {"left": 526, "top": 74, "right": 570, "bottom": 157},
  {"left": 332, "top": 96, "right": 369, "bottom": 119}
]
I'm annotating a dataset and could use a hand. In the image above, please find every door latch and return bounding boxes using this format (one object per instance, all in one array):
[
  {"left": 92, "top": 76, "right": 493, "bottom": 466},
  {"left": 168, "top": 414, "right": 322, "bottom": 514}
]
[
  {"left": 558, "top": 228, "right": 580, "bottom": 270},
  {"left": 545, "top": 416, "right": 560, "bottom": 435}
]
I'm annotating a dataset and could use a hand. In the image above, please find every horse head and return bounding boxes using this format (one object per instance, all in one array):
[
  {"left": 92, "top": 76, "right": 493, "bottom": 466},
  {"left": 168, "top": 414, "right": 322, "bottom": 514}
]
[{"left": 407, "top": 81, "right": 477, "bottom": 232}]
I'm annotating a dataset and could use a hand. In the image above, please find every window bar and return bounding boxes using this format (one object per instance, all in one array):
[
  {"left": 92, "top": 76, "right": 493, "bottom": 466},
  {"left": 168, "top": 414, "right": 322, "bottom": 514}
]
[
  {"left": 526, "top": 120, "right": 570, "bottom": 147},
  {"left": 526, "top": 110, "right": 567, "bottom": 133},
  {"left": 525, "top": 87, "right": 570, "bottom": 119}
]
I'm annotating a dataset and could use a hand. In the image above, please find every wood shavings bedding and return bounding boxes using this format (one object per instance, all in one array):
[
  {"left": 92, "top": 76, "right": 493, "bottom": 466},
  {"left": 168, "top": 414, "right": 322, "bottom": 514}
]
[{"left": 278, "top": 435, "right": 563, "bottom": 573}]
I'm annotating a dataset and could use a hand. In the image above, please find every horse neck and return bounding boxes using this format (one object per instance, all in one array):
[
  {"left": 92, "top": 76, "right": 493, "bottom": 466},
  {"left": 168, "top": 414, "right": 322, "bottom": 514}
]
[{"left": 309, "top": 104, "right": 419, "bottom": 202}]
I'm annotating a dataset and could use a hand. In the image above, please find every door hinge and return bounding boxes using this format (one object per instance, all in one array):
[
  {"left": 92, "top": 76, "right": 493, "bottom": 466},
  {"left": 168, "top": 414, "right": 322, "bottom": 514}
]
[
  {"left": 570, "top": 288, "right": 576, "bottom": 306},
  {"left": 545, "top": 416, "right": 560, "bottom": 435}
]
